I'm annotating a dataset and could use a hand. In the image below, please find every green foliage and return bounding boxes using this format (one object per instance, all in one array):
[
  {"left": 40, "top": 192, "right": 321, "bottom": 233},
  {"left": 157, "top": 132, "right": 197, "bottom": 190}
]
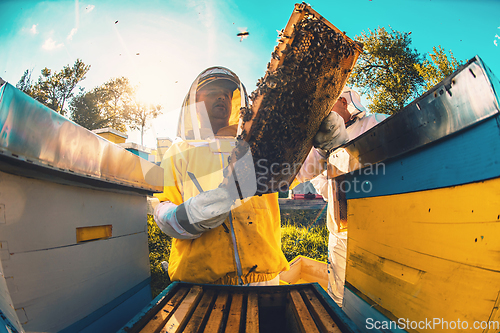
[
  {"left": 280, "top": 207, "right": 327, "bottom": 228},
  {"left": 416, "top": 46, "right": 463, "bottom": 90},
  {"left": 17, "top": 65, "right": 163, "bottom": 135},
  {"left": 70, "top": 77, "right": 163, "bottom": 136},
  {"left": 281, "top": 223, "right": 328, "bottom": 262},
  {"left": 349, "top": 27, "right": 424, "bottom": 115},
  {"left": 349, "top": 27, "right": 467, "bottom": 115},
  {"left": 69, "top": 88, "right": 110, "bottom": 130},
  {"left": 94, "top": 77, "right": 136, "bottom": 133},
  {"left": 16, "top": 69, "right": 33, "bottom": 95},
  {"left": 18, "top": 59, "right": 90, "bottom": 115},
  {"left": 147, "top": 215, "right": 172, "bottom": 298}
]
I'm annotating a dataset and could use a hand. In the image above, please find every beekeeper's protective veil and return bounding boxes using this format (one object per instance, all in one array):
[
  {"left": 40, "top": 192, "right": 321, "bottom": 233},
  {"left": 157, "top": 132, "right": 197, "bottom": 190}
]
[
  {"left": 177, "top": 66, "right": 249, "bottom": 140},
  {"left": 341, "top": 87, "right": 366, "bottom": 120}
]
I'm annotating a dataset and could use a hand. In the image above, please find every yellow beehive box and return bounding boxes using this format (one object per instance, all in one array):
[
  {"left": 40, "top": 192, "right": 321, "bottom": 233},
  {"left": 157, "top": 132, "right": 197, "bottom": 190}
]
[
  {"left": 280, "top": 255, "right": 328, "bottom": 291},
  {"left": 92, "top": 127, "right": 128, "bottom": 144}
]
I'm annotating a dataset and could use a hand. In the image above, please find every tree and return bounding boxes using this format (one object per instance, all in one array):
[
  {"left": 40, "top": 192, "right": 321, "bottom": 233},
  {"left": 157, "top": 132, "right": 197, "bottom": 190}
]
[
  {"left": 17, "top": 59, "right": 90, "bottom": 116},
  {"left": 69, "top": 77, "right": 139, "bottom": 133},
  {"left": 69, "top": 88, "right": 110, "bottom": 130},
  {"left": 16, "top": 69, "right": 33, "bottom": 95},
  {"left": 348, "top": 27, "right": 424, "bottom": 115},
  {"left": 129, "top": 103, "right": 162, "bottom": 145},
  {"left": 97, "top": 77, "right": 136, "bottom": 132},
  {"left": 416, "top": 46, "right": 463, "bottom": 90}
]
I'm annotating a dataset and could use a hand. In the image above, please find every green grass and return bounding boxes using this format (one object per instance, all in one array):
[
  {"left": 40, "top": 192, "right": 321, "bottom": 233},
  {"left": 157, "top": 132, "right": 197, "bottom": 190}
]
[
  {"left": 147, "top": 209, "right": 328, "bottom": 298},
  {"left": 280, "top": 206, "right": 328, "bottom": 262},
  {"left": 147, "top": 215, "right": 172, "bottom": 298},
  {"left": 280, "top": 206, "right": 327, "bottom": 227},
  {"left": 280, "top": 223, "right": 328, "bottom": 262}
]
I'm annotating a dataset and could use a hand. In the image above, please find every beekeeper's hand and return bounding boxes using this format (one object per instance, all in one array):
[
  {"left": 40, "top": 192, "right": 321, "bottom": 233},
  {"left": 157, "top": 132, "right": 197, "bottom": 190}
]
[
  {"left": 313, "top": 111, "right": 349, "bottom": 156},
  {"left": 147, "top": 196, "right": 160, "bottom": 215},
  {"left": 176, "top": 187, "right": 233, "bottom": 233}
]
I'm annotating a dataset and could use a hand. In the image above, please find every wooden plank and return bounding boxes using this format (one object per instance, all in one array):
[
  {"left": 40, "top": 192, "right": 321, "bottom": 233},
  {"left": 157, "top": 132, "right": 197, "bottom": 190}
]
[
  {"left": 239, "top": 2, "right": 305, "bottom": 135},
  {"left": 300, "top": 258, "right": 328, "bottom": 290},
  {"left": 302, "top": 289, "right": 342, "bottom": 333},
  {"left": 3, "top": 231, "right": 150, "bottom": 333},
  {"left": 346, "top": 177, "right": 500, "bottom": 330},
  {"left": 160, "top": 286, "right": 203, "bottom": 333},
  {"left": 341, "top": 115, "right": 500, "bottom": 200},
  {"left": 183, "top": 289, "right": 216, "bottom": 333},
  {"left": 139, "top": 288, "right": 189, "bottom": 333},
  {"left": 485, "top": 291, "right": 500, "bottom": 333},
  {"left": 0, "top": 170, "right": 151, "bottom": 331},
  {"left": 279, "top": 256, "right": 302, "bottom": 284},
  {"left": 310, "top": 283, "right": 363, "bottom": 333},
  {"left": 224, "top": 293, "right": 243, "bottom": 333},
  {"left": 246, "top": 292, "right": 259, "bottom": 333},
  {"left": 280, "top": 254, "right": 329, "bottom": 289},
  {"left": 343, "top": 287, "right": 405, "bottom": 333},
  {"left": 349, "top": 177, "right": 500, "bottom": 269},
  {"left": 289, "top": 290, "right": 320, "bottom": 333},
  {"left": 0, "top": 170, "right": 147, "bottom": 254},
  {"left": 204, "top": 292, "right": 229, "bottom": 333}
]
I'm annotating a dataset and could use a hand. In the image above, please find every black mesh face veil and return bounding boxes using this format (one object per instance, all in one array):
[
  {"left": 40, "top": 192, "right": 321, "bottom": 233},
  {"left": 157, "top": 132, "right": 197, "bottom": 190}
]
[{"left": 177, "top": 67, "right": 249, "bottom": 140}]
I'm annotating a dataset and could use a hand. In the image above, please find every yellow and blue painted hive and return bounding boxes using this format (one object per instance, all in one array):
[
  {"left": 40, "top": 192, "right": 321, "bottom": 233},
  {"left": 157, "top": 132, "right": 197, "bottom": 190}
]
[{"left": 328, "top": 55, "right": 500, "bottom": 332}]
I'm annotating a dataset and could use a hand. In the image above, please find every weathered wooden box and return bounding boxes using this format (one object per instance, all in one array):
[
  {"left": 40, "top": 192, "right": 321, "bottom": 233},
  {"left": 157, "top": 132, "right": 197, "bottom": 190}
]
[
  {"left": 0, "top": 80, "right": 163, "bottom": 332},
  {"left": 327, "top": 56, "right": 500, "bottom": 332},
  {"left": 118, "top": 282, "right": 361, "bottom": 333},
  {"left": 279, "top": 256, "right": 328, "bottom": 291}
]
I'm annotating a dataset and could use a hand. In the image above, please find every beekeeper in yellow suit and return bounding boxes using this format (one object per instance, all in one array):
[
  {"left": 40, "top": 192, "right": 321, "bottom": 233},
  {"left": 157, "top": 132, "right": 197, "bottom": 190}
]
[{"left": 153, "top": 66, "right": 348, "bottom": 286}]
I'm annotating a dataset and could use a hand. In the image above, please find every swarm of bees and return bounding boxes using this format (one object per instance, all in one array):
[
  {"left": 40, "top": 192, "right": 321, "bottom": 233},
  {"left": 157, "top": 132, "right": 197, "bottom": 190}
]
[{"left": 222, "top": 5, "right": 361, "bottom": 199}]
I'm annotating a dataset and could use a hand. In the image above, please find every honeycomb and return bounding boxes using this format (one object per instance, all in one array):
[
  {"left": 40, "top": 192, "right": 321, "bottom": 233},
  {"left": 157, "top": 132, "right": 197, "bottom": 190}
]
[{"left": 222, "top": 3, "right": 362, "bottom": 199}]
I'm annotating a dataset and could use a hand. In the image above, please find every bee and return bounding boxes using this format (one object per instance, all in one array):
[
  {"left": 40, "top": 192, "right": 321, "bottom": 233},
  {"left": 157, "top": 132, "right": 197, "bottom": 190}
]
[{"left": 237, "top": 29, "right": 250, "bottom": 42}]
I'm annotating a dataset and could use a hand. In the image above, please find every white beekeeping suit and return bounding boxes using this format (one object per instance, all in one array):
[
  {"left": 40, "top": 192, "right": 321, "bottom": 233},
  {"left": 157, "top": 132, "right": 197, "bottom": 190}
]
[{"left": 310, "top": 88, "right": 389, "bottom": 306}]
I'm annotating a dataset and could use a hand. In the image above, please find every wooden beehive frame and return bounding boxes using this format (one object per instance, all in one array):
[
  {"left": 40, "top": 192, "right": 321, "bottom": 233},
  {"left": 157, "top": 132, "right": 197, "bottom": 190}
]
[
  {"left": 222, "top": 3, "right": 363, "bottom": 199},
  {"left": 119, "top": 282, "right": 360, "bottom": 333},
  {"left": 245, "top": 3, "right": 363, "bottom": 134}
]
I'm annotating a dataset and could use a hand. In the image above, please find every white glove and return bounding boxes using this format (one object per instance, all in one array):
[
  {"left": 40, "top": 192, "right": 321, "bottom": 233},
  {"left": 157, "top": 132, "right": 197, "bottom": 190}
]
[
  {"left": 176, "top": 187, "right": 233, "bottom": 234},
  {"left": 147, "top": 196, "right": 160, "bottom": 215},
  {"left": 154, "top": 201, "right": 200, "bottom": 239},
  {"left": 313, "top": 112, "right": 349, "bottom": 155}
]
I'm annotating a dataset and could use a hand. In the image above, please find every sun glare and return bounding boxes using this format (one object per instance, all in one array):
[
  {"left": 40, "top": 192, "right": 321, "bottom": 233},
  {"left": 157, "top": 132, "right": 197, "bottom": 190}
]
[{"left": 135, "top": 82, "right": 164, "bottom": 106}]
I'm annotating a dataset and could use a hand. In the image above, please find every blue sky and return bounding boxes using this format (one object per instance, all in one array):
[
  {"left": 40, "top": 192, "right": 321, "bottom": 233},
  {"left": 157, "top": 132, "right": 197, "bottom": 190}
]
[{"left": 1, "top": 0, "right": 499, "bottom": 148}]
